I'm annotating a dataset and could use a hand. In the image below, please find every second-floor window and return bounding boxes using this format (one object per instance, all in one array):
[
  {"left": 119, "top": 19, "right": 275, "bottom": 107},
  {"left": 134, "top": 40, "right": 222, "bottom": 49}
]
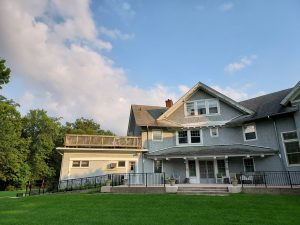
[
  {"left": 185, "top": 99, "right": 220, "bottom": 116},
  {"left": 72, "top": 160, "right": 89, "bottom": 168},
  {"left": 282, "top": 131, "right": 300, "bottom": 165},
  {"left": 243, "top": 124, "right": 257, "bottom": 141},
  {"left": 152, "top": 129, "right": 163, "bottom": 141},
  {"left": 177, "top": 130, "right": 202, "bottom": 145}
]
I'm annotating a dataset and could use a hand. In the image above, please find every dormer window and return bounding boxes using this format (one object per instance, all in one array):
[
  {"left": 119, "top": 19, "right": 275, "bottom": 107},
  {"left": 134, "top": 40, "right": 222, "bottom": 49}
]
[{"left": 185, "top": 99, "right": 220, "bottom": 116}]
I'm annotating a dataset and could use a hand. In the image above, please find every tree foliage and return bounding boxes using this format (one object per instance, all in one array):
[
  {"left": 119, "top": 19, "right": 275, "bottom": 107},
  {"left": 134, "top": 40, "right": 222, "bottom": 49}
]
[
  {"left": 0, "top": 58, "right": 11, "bottom": 89},
  {"left": 22, "top": 110, "right": 61, "bottom": 181},
  {"left": 0, "top": 102, "right": 30, "bottom": 190},
  {"left": 65, "top": 117, "right": 114, "bottom": 135}
]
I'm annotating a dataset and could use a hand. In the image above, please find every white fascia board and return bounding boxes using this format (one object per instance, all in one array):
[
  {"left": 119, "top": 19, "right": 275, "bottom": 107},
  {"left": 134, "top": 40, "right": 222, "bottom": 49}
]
[
  {"left": 281, "top": 81, "right": 300, "bottom": 106},
  {"left": 56, "top": 147, "right": 147, "bottom": 153}
]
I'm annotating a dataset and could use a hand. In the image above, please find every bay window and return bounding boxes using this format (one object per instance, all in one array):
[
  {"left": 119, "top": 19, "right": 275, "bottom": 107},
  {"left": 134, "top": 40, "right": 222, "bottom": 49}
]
[{"left": 282, "top": 131, "right": 300, "bottom": 165}]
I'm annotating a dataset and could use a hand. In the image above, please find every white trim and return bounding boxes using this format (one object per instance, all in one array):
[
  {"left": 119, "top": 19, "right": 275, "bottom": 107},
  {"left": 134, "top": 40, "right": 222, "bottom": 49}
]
[
  {"left": 243, "top": 157, "right": 255, "bottom": 172},
  {"left": 281, "top": 130, "right": 300, "bottom": 167},
  {"left": 184, "top": 98, "right": 220, "bottom": 117},
  {"left": 210, "top": 127, "right": 219, "bottom": 137},
  {"left": 243, "top": 123, "right": 258, "bottom": 141},
  {"left": 176, "top": 129, "right": 203, "bottom": 146},
  {"left": 152, "top": 129, "right": 163, "bottom": 142}
]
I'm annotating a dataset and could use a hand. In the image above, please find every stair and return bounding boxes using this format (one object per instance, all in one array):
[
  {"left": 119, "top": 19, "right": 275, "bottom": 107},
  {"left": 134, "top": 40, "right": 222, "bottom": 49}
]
[{"left": 177, "top": 186, "right": 229, "bottom": 196}]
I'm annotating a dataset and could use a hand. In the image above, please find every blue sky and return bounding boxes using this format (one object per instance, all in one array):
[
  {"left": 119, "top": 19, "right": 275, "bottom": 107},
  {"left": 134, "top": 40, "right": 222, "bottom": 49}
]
[{"left": 0, "top": 0, "right": 300, "bottom": 134}]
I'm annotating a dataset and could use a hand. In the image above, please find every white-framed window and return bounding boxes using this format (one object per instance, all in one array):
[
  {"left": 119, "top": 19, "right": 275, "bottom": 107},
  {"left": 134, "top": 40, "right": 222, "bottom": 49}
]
[
  {"left": 152, "top": 129, "right": 163, "bottom": 141},
  {"left": 243, "top": 158, "right": 255, "bottom": 172},
  {"left": 282, "top": 131, "right": 300, "bottom": 166},
  {"left": 72, "top": 160, "right": 89, "bottom": 168},
  {"left": 185, "top": 99, "right": 220, "bottom": 117},
  {"left": 118, "top": 161, "right": 126, "bottom": 168},
  {"left": 210, "top": 127, "right": 219, "bottom": 137},
  {"left": 129, "top": 161, "right": 136, "bottom": 172},
  {"left": 177, "top": 130, "right": 202, "bottom": 145},
  {"left": 154, "top": 160, "right": 163, "bottom": 173},
  {"left": 178, "top": 130, "right": 188, "bottom": 144},
  {"left": 243, "top": 123, "right": 257, "bottom": 141},
  {"left": 217, "top": 160, "right": 226, "bottom": 176}
]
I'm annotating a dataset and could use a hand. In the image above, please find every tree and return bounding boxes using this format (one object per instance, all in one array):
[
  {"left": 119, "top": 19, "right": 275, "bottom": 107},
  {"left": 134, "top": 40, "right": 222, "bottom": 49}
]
[
  {"left": 64, "top": 117, "right": 114, "bottom": 135},
  {"left": 22, "top": 110, "right": 61, "bottom": 181},
  {"left": 0, "top": 58, "right": 11, "bottom": 89},
  {"left": 0, "top": 102, "right": 30, "bottom": 190}
]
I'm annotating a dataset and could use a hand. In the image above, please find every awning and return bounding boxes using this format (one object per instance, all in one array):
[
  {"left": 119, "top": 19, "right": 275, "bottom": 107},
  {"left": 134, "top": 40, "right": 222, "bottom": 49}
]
[{"left": 146, "top": 144, "right": 278, "bottom": 159}]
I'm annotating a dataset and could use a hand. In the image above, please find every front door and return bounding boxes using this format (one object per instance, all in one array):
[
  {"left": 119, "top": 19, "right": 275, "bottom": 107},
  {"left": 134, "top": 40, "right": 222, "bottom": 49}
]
[{"left": 199, "top": 161, "right": 215, "bottom": 183}]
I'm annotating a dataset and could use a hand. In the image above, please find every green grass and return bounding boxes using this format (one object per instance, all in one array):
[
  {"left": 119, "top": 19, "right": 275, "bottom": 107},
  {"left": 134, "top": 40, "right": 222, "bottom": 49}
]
[
  {"left": 0, "top": 193, "right": 299, "bottom": 225},
  {"left": 0, "top": 190, "right": 24, "bottom": 198}
]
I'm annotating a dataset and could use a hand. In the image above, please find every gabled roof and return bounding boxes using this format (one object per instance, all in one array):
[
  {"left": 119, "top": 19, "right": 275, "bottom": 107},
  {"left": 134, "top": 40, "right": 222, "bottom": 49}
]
[
  {"left": 131, "top": 105, "right": 180, "bottom": 127},
  {"left": 280, "top": 81, "right": 300, "bottom": 106},
  {"left": 228, "top": 88, "right": 297, "bottom": 124},
  {"left": 157, "top": 82, "right": 254, "bottom": 120}
]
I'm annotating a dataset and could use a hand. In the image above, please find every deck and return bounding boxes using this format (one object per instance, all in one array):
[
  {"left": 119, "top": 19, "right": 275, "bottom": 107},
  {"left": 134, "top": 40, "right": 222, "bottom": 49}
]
[{"left": 64, "top": 134, "right": 142, "bottom": 149}]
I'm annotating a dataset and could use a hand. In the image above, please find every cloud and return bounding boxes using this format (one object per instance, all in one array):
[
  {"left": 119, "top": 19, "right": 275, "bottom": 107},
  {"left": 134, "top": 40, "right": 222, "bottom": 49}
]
[
  {"left": 212, "top": 85, "right": 249, "bottom": 101},
  {"left": 220, "top": 2, "right": 234, "bottom": 11},
  {"left": 99, "top": 26, "right": 135, "bottom": 40},
  {"left": 178, "top": 85, "right": 190, "bottom": 95},
  {"left": 0, "top": 0, "right": 176, "bottom": 135},
  {"left": 224, "top": 55, "right": 257, "bottom": 74}
]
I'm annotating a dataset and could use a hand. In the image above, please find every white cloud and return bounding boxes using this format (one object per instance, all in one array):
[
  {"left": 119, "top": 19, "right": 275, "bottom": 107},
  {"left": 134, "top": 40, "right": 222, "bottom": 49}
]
[
  {"left": 212, "top": 85, "right": 249, "bottom": 101},
  {"left": 224, "top": 55, "right": 257, "bottom": 74},
  {"left": 220, "top": 2, "right": 234, "bottom": 11},
  {"left": 178, "top": 85, "right": 190, "bottom": 95},
  {"left": 0, "top": 0, "right": 176, "bottom": 135},
  {"left": 99, "top": 26, "right": 135, "bottom": 40}
]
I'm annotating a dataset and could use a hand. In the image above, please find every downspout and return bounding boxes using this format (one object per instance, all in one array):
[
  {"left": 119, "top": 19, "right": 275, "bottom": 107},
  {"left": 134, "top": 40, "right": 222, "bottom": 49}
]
[{"left": 268, "top": 116, "right": 287, "bottom": 171}]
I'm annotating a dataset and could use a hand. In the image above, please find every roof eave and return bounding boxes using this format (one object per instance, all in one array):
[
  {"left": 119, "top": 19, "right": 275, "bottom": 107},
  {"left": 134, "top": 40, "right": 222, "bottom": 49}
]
[{"left": 280, "top": 81, "right": 300, "bottom": 106}]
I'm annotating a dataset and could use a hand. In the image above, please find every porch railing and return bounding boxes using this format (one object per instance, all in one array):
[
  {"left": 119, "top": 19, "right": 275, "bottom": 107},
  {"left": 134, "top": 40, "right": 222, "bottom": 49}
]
[
  {"left": 110, "top": 173, "right": 166, "bottom": 187},
  {"left": 64, "top": 134, "right": 142, "bottom": 149},
  {"left": 240, "top": 171, "right": 300, "bottom": 188}
]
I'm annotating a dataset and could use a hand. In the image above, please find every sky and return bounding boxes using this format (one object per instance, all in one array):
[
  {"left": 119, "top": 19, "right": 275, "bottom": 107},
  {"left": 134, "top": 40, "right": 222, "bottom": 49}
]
[{"left": 0, "top": 0, "right": 300, "bottom": 135}]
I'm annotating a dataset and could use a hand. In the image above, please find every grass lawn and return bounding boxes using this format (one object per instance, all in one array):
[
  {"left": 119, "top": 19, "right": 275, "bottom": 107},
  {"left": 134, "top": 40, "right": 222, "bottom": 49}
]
[
  {"left": 0, "top": 193, "right": 299, "bottom": 225},
  {"left": 0, "top": 190, "right": 24, "bottom": 198}
]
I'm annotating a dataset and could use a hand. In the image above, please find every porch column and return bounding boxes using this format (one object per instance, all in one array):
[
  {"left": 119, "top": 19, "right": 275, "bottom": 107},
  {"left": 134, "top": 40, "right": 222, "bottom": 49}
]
[
  {"left": 195, "top": 159, "right": 200, "bottom": 183},
  {"left": 213, "top": 158, "right": 218, "bottom": 180},
  {"left": 185, "top": 158, "right": 189, "bottom": 178},
  {"left": 225, "top": 158, "right": 229, "bottom": 177}
]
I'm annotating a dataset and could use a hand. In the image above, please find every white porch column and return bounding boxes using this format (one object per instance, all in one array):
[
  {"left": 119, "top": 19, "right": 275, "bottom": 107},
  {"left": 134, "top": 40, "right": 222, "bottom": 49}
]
[
  {"left": 185, "top": 158, "right": 189, "bottom": 178},
  {"left": 195, "top": 159, "right": 200, "bottom": 183},
  {"left": 213, "top": 158, "right": 218, "bottom": 179},
  {"left": 225, "top": 157, "right": 229, "bottom": 177}
]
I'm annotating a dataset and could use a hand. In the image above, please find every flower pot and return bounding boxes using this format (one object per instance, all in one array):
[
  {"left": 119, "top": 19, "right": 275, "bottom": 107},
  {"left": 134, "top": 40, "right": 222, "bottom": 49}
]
[
  {"left": 105, "top": 180, "right": 112, "bottom": 186},
  {"left": 232, "top": 179, "right": 238, "bottom": 186},
  {"left": 170, "top": 179, "right": 176, "bottom": 186}
]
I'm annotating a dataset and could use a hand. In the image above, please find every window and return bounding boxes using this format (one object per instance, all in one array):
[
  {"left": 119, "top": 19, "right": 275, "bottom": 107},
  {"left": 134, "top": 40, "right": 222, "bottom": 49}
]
[
  {"left": 243, "top": 158, "right": 255, "bottom": 172},
  {"left": 282, "top": 131, "right": 300, "bottom": 165},
  {"left": 72, "top": 160, "right": 89, "bottom": 168},
  {"left": 208, "top": 99, "right": 219, "bottom": 114},
  {"left": 196, "top": 100, "right": 206, "bottom": 115},
  {"left": 81, "top": 161, "right": 89, "bottom": 167},
  {"left": 118, "top": 161, "right": 126, "bottom": 167},
  {"left": 129, "top": 161, "right": 136, "bottom": 172},
  {"left": 243, "top": 124, "right": 257, "bottom": 141},
  {"left": 210, "top": 127, "right": 219, "bottom": 137},
  {"left": 154, "top": 160, "right": 162, "bottom": 173},
  {"left": 152, "top": 129, "right": 163, "bottom": 141},
  {"left": 72, "top": 161, "right": 80, "bottom": 167},
  {"left": 190, "top": 130, "right": 201, "bottom": 143},
  {"left": 186, "top": 102, "right": 195, "bottom": 116},
  {"left": 188, "top": 160, "right": 196, "bottom": 176},
  {"left": 177, "top": 130, "right": 202, "bottom": 145},
  {"left": 185, "top": 99, "right": 219, "bottom": 116},
  {"left": 217, "top": 160, "right": 226, "bottom": 176},
  {"left": 178, "top": 131, "right": 188, "bottom": 144},
  {"left": 107, "top": 163, "right": 117, "bottom": 169}
]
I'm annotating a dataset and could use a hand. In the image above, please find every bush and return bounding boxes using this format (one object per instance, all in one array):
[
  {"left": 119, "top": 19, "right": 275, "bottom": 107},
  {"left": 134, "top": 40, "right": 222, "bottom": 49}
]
[{"left": 5, "top": 185, "right": 15, "bottom": 191}]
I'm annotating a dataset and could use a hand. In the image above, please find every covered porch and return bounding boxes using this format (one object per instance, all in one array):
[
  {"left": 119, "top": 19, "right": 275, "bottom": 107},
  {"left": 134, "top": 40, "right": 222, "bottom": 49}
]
[{"left": 146, "top": 144, "right": 279, "bottom": 184}]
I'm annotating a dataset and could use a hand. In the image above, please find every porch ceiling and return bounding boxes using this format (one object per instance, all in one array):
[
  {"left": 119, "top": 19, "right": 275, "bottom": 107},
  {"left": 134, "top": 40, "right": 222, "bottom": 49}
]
[{"left": 146, "top": 144, "right": 278, "bottom": 158}]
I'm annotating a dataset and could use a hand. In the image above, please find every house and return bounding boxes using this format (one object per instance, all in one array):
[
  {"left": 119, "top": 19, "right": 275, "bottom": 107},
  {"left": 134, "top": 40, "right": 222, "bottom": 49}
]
[{"left": 57, "top": 81, "right": 300, "bottom": 184}]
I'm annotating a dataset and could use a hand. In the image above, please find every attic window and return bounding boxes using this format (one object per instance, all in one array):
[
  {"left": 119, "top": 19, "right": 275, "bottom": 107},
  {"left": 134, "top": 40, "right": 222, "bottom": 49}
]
[
  {"left": 185, "top": 99, "right": 220, "bottom": 116},
  {"left": 152, "top": 129, "right": 163, "bottom": 141}
]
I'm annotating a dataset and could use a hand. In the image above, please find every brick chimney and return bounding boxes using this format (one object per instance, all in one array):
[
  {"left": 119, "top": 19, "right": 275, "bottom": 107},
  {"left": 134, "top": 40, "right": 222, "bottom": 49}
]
[{"left": 165, "top": 99, "right": 173, "bottom": 108}]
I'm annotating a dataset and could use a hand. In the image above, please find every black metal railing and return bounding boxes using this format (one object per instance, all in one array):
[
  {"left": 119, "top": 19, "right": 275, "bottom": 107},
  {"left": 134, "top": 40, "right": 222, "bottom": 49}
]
[
  {"left": 240, "top": 171, "right": 300, "bottom": 188},
  {"left": 25, "top": 173, "right": 166, "bottom": 196}
]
